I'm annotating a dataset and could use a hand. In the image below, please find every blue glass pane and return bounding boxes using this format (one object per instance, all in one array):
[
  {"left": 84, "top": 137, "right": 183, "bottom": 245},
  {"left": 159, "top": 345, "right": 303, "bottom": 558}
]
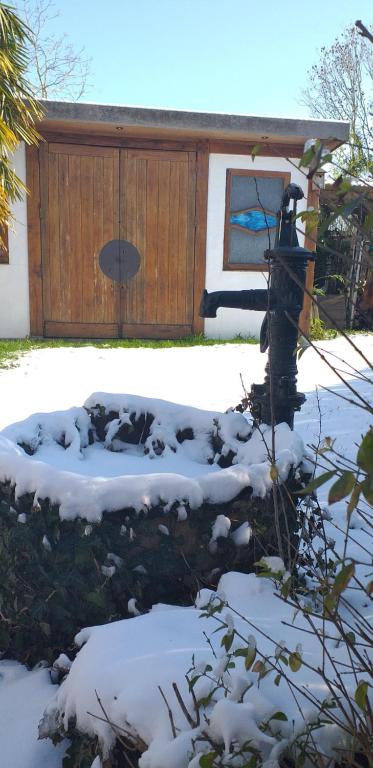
[{"left": 230, "top": 209, "right": 277, "bottom": 232}]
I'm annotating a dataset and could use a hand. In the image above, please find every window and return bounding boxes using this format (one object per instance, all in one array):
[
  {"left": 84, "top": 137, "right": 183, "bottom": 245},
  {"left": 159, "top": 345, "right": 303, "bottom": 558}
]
[
  {"left": 0, "top": 226, "right": 9, "bottom": 264},
  {"left": 223, "top": 169, "right": 290, "bottom": 270}
]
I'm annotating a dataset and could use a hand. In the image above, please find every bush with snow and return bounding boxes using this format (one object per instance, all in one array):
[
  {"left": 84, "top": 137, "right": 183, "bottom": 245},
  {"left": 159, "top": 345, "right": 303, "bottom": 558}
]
[
  {"left": 40, "top": 542, "right": 373, "bottom": 768},
  {"left": 0, "top": 393, "right": 308, "bottom": 663}
]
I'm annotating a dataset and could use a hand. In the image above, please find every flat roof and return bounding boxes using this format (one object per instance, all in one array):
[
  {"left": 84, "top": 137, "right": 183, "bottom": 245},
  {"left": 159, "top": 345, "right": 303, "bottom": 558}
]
[{"left": 38, "top": 100, "right": 349, "bottom": 147}]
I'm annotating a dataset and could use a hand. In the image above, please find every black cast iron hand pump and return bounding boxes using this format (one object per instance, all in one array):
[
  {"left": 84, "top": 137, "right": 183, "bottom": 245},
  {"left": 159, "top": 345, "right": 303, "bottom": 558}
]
[{"left": 199, "top": 183, "right": 314, "bottom": 429}]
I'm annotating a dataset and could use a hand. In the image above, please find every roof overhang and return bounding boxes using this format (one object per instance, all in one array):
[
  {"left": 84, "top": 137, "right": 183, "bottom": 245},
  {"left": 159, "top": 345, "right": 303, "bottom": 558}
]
[{"left": 37, "top": 100, "right": 349, "bottom": 151}]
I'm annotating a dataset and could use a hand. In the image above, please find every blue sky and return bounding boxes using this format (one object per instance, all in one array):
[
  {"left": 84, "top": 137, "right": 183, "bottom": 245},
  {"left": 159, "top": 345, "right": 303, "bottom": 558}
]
[{"left": 34, "top": 0, "right": 371, "bottom": 117}]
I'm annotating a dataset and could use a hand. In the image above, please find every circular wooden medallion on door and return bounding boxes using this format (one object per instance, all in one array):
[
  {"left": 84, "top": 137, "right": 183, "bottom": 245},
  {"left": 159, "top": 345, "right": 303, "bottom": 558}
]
[{"left": 98, "top": 239, "right": 141, "bottom": 283}]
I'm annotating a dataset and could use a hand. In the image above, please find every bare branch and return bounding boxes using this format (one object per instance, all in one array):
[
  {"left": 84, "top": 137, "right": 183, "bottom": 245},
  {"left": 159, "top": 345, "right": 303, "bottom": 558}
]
[{"left": 16, "top": 0, "right": 92, "bottom": 100}]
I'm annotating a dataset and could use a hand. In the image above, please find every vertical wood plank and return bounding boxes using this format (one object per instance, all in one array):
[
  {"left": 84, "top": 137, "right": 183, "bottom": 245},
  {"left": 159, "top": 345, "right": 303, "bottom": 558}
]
[
  {"left": 26, "top": 145, "right": 43, "bottom": 335},
  {"left": 92, "top": 155, "right": 103, "bottom": 320},
  {"left": 68, "top": 152, "right": 82, "bottom": 322},
  {"left": 156, "top": 160, "right": 170, "bottom": 323},
  {"left": 168, "top": 160, "right": 181, "bottom": 324},
  {"left": 145, "top": 159, "right": 159, "bottom": 324},
  {"left": 80, "top": 153, "right": 94, "bottom": 321},
  {"left": 176, "top": 160, "right": 188, "bottom": 323},
  {"left": 186, "top": 153, "right": 196, "bottom": 323},
  {"left": 136, "top": 157, "right": 148, "bottom": 323},
  {"left": 58, "top": 153, "right": 70, "bottom": 320},
  {"left": 193, "top": 140, "right": 209, "bottom": 334}
]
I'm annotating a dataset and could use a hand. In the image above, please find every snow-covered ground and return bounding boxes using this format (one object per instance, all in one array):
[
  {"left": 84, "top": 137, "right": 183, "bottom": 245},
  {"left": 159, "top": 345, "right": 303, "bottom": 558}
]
[{"left": 0, "top": 335, "right": 372, "bottom": 768}]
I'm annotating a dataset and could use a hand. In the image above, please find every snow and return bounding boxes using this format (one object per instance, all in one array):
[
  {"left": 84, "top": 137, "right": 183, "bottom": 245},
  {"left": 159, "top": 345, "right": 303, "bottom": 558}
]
[
  {"left": 231, "top": 520, "right": 252, "bottom": 546},
  {"left": 39, "top": 568, "right": 358, "bottom": 766},
  {"left": 211, "top": 514, "right": 231, "bottom": 540},
  {"left": 209, "top": 698, "right": 275, "bottom": 752},
  {"left": 258, "top": 556, "right": 286, "bottom": 573},
  {"left": 0, "top": 394, "right": 304, "bottom": 521},
  {"left": 0, "top": 334, "right": 372, "bottom": 768},
  {"left": 0, "top": 661, "right": 67, "bottom": 768}
]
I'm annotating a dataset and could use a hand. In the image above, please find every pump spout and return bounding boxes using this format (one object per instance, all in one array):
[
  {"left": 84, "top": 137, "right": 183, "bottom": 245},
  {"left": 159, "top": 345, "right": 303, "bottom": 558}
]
[{"left": 199, "top": 289, "right": 270, "bottom": 318}]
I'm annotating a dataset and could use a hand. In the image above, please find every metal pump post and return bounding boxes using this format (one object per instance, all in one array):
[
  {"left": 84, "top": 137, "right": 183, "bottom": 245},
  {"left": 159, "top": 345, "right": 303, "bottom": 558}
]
[{"left": 200, "top": 184, "right": 314, "bottom": 428}]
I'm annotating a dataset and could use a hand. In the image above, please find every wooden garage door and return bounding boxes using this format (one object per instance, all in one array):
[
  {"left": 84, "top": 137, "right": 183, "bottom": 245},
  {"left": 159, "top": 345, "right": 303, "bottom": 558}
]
[
  {"left": 40, "top": 143, "right": 196, "bottom": 338},
  {"left": 41, "top": 143, "right": 120, "bottom": 338}
]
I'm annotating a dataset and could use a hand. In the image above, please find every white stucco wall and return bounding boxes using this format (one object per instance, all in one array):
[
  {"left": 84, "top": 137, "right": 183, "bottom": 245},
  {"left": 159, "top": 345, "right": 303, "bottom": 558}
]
[
  {"left": 0, "top": 143, "right": 30, "bottom": 338},
  {"left": 204, "top": 154, "right": 308, "bottom": 339}
]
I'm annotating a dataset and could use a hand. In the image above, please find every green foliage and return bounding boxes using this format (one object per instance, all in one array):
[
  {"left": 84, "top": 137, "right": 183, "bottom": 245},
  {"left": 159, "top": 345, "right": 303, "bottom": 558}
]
[
  {"left": 0, "top": 465, "right": 307, "bottom": 665},
  {"left": 0, "top": 2, "right": 43, "bottom": 230},
  {"left": 332, "top": 562, "right": 355, "bottom": 596},
  {"left": 328, "top": 471, "right": 355, "bottom": 504},
  {"left": 0, "top": 497, "right": 138, "bottom": 663},
  {"left": 357, "top": 428, "right": 373, "bottom": 474},
  {"left": 298, "top": 470, "right": 336, "bottom": 495},
  {"left": 354, "top": 680, "right": 370, "bottom": 711},
  {"left": 308, "top": 317, "right": 338, "bottom": 341},
  {"left": 303, "top": 428, "right": 373, "bottom": 520}
]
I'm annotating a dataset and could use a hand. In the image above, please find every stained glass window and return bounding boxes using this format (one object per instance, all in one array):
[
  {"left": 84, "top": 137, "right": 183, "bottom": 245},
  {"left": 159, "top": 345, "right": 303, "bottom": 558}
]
[{"left": 223, "top": 170, "right": 290, "bottom": 270}]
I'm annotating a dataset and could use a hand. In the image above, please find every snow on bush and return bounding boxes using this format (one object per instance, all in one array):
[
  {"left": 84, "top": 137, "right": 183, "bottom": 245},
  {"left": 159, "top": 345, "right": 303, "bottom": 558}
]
[
  {"left": 0, "top": 393, "right": 309, "bottom": 665},
  {"left": 40, "top": 570, "right": 359, "bottom": 768},
  {"left": 0, "top": 393, "right": 304, "bottom": 521}
]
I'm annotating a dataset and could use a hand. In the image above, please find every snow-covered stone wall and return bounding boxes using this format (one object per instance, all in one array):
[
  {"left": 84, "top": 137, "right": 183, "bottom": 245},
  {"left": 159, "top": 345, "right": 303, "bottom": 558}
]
[
  {"left": 0, "top": 143, "right": 30, "bottom": 339},
  {"left": 203, "top": 154, "right": 308, "bottom": 339}
]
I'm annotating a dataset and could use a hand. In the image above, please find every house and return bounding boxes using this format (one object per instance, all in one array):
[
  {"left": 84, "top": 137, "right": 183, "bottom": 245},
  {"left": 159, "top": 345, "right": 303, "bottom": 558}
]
[{"left": 0, "top": 102, "right": 349, "bottom": 339}]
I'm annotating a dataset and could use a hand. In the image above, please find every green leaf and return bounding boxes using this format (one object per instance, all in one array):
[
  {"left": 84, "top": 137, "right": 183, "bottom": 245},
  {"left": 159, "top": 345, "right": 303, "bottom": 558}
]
[
  {"left": 298, "top": 470, "right": 335, "bottom": 495},
  {"left": 221, "top": 632, "right": 234, "bottom": 652},
  {"left": 289, "top": 652, "right": 302, "bottom": 672},
  {"left": 252, "top": 660, "right": 265, "bottom": 676},
  {"left": 328, "top": 472, "right": 355, "bottom": 505},
  {"left": 270, "top": 464, "right": 279, "bottom": 482},
  {"left": 251, "top": 144, "right": 261, "bottom": 161},
  {"left": 345, "top": 632, "right": 356, "bottom": 645},
  {"left": 234, "top": 647, "right": 248, "bottom": 658},
  {"left": 270, "top": 711, "right": 288, "bottom": 721},
  {"left": 274, "top": 673, "right": 281, "bottom": 687},
  {"left": 361, "top": 476, "right": 373, "bottom": 505},
  {"left": 367, "top": 581, "right": 373, "bottom": 596},
  {"left": 281, "top": 578, "right": 292, "bottom": 599},
  {"left": 332, "top": 562, "right": 355, "bottom": 596},
  {"left": 347, "top": 483, "right": 362, "bottom": 519},
  {"left": 199, "top": 753, "right": 216, "bottom": 768},
  {"left": 324, "top": 593, "right": 336, "bottom": 616},
  {"left": 321, "top": 153, "right": 333, "bottom": 165},
  {"left": 357, "top": 429, "right": 373, "bottom": 474},
  {"left": 354, "top": 680, "right": 369, "bottom": 711},
  {"left": 299, "top": 145, "right": 318, "bottom": 168},
  {"left": 332, "top": 177, "right": 351, "bottom": 194},
  {"left": 245, "top": 646, "right": 257, "bottom": 671}
]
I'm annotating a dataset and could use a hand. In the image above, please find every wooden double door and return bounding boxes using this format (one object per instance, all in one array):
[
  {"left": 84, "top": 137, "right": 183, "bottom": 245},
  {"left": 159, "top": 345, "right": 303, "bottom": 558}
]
[{"left": 40, "top": 143, "right": 197, "bottom": 338}]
